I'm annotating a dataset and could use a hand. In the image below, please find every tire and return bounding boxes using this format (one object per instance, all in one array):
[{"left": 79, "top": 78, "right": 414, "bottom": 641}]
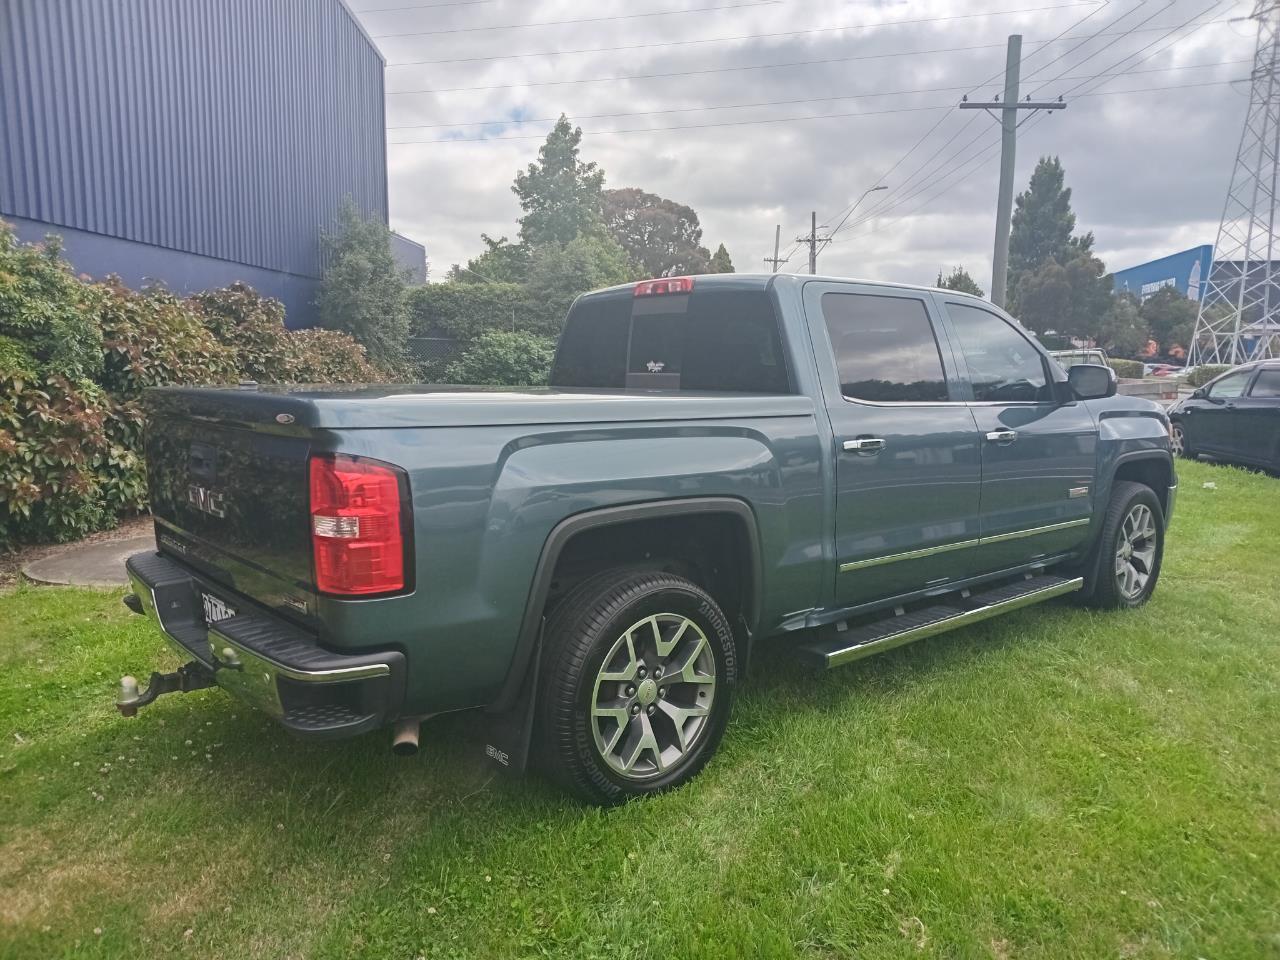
[
  {"left": 535, "top": 569, "right": 737, "bottom": 805},
  {"left": 1171, "top": 421, "right": 1195, "bottom": 459},
  {"left": 1077, "top": 480, "right": 1165, "bottom": 610}
]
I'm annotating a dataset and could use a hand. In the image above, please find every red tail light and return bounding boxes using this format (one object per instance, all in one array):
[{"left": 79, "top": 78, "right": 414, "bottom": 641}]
[
  {"left": 309, "top": 454, "right": 410, "bottom": 596},
  {"left": 634, "top": 276, "right": 694, "bottom": 297}
]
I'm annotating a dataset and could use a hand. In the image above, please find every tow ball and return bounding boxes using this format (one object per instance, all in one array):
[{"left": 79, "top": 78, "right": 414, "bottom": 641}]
[{"left": 115, "top": 661, "right": 216, "bottom": 717}]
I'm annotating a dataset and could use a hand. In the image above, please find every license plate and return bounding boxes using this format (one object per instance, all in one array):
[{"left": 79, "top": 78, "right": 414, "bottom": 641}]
[{"left": 201, "top": 591, "right": 237, "bottom": 625}]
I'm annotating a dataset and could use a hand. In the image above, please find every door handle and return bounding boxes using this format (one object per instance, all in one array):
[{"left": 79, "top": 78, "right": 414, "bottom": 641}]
[
  {"left": 843, "top": 437, "right": 886, "bottom": 453},
  {"left": 985, "top": 429, "right": 1018, "bottom": 444}
]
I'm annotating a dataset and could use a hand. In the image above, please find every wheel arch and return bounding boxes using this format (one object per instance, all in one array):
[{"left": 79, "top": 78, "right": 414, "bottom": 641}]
[{"left": 488, "top": 497, "right": 762, "bottom": 714}]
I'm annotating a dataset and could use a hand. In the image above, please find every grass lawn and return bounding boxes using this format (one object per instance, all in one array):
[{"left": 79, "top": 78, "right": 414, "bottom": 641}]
[{"left": 1, "top": 457, "right": 1277, "bottom": 959}]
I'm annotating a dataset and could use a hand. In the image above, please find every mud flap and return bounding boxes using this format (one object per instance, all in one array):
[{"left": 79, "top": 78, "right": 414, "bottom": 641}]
[{"left": 480, "top": 633, "right": 541, "bottom": 775}]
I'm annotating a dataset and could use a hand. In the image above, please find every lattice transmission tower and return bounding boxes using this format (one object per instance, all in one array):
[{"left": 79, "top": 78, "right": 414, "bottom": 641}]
[{"left": 1190, "top": 0, "right": 1280, "bottom": 365}]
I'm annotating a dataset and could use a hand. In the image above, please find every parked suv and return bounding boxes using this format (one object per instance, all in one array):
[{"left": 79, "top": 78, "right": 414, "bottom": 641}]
[{"left": 119, "top": 275, "right": 1176, "bottom": 803}]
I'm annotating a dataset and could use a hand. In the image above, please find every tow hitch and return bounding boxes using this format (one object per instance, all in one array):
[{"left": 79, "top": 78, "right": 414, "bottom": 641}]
[{"left": 115, "top": 662, "right": 216, "bottom": 717}]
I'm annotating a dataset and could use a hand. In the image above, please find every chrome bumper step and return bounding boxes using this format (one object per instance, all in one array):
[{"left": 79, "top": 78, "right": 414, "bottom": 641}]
[{"left": 798, "top": 574, "right": 1084, "bottom": 669}]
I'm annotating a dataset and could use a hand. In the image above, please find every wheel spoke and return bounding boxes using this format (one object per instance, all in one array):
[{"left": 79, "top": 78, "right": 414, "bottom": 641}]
[
  {"left": 656, "top": 698, "right": 711, "bottom": 751},
  {"left": 655, "top": 617, "right": 691, "bottom": 658},
  {"left": 618, "top": 713, "right": 662, "bottom": 773},
  {"left": 597, "top": 629, "right": 639, "bottom": 684}
]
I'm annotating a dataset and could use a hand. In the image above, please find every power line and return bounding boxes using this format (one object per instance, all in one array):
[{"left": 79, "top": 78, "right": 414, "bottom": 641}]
[
  {"left": 386, "top": 41, "right": 1015, "bottom": 95},
  {"left": 388, "top": 77, "right": 1242, "bottom": 145},
  {"left": 390, "top": 103, "right": 952, "bottom": 144},
  {"left": 853, "top": 0, "right": 1131, "bottom": 228},
  {"left": 369, "top": 0, "right": 782, "bottom": 39},
  {"left": 383, "top": 2, "right": 1103, "bottom": 66},
  {"left": 845, "top": 0, "right": 1233, "bottom": 237},
  {"left": 387, "top": 60, "right": 1242, "bottom": 131}
]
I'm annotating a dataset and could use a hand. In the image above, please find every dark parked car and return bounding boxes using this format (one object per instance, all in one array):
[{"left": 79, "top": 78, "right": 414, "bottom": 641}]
[{"left": 1169, "top": 360, "right": 1280, "bottom": 471}]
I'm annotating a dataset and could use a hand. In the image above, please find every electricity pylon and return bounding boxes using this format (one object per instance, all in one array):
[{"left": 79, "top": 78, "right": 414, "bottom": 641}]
[{"left": 1190, "top": 0, "right": 1280, "bottom": 365}]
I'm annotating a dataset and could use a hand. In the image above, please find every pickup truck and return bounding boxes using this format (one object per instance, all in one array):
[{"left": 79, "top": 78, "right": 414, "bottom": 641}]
[{"left": 118, "top": 274, "right": 1176, "bottom": 804}]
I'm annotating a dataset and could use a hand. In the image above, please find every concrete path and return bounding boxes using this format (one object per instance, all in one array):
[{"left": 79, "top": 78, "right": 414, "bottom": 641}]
[{"left": 23, "top": 534, "right": 155, "bottom": 587}]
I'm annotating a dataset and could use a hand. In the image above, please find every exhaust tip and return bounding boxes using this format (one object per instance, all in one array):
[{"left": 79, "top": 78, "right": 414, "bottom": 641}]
[{"left": 391, "top": 718, "right": 420, "bottom": 757}]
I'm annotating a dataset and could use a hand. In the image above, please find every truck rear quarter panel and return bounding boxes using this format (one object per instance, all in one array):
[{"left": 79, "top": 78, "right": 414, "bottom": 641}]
[{"left": 319, "top": 408, "right": 826, "bottom": 714}]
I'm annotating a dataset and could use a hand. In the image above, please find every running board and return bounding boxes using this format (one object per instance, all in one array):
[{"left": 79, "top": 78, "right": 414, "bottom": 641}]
[{"left": 798, "top": 574, "right": 1084, "bottom": 669}]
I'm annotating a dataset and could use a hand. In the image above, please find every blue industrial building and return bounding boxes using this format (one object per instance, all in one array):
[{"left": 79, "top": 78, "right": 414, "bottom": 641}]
[
  {"left": 0, "top": 0, "right": 424, "bottom": 328},
  {"left": 1112, "top": 246, "right": 1215, "bottom": 302}
]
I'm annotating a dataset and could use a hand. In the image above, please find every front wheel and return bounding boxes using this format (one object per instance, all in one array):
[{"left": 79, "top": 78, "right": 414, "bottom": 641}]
[
  {"left": 1078, "top": 480, "right": 1165, "bottom": 609},
  {"left": 536, "top": 570, "right": 738, "bottom": 805},
  {"left": 1171, "top": 421, "right": 1195, "bottom": 459}
]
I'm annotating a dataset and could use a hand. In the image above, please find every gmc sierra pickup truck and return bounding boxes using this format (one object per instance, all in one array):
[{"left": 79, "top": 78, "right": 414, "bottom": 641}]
[{"left": 119, "top": 274, "right": 1176, "bottom": 804}]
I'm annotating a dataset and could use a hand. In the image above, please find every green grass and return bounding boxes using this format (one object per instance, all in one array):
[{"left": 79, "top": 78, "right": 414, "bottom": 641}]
[{"left": 1, "top": 458, "right": 1278, "bottom": 959}]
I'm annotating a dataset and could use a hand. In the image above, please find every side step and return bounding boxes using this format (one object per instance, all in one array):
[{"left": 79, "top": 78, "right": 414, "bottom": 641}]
[{"left": 798, "top": 574, "right": 1083, "bottom": 669}]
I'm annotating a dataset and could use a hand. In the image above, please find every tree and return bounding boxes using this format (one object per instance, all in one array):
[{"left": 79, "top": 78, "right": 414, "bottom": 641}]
[
  {"left": 601, "top": 188, "right": 711, "bottom": 277},
  {"left": 707, "top": 243, "right": 735, "bottom": 274},
  {"left": 935, "top": 266, "right": 984, "bottom": 297},
  {"left": 1008, "top": 156, "right": 1093, "bottom": 291},
  {"left": 444, "top": 330, "right": 557, "bottom": 386},
  {"left": 513, "top": 116, "right": 606, "bottom": 249},
  {"left": 1006, "top": 157, "right": 1110, "bottom": 340},
  {"left": 448, "top": 234, "right": 530, "bottom": 285},
  {"left": 523, "top": 233, "right": 635, "bottom": 335},
  {"left": 1096, "top": 293, "right": 1150, "bottom": 358},
  {"left": 1012, "top": 251, "right": 1113, "bottom": 339},
  {"left": 1139, "top": 286, "right": 1199, "bottom": 354},
  {"left": 316, "top": 199, "right": 410, "bottom": 368}
]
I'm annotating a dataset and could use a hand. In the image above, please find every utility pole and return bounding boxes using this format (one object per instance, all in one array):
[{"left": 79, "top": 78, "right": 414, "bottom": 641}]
[
  {"left": 763, "top": 224, "right": 787, "bottom": 272},
  {"left": 797, "top": 212, "right": 830, "bottom": 275},
  {"left": 960, "top": 34, "right": 1066, "bottom": 307}
]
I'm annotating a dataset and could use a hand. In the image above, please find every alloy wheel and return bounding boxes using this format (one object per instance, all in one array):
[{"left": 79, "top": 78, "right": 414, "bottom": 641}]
[
  {"left": 590, "top": 613, "right": 717, "bottom": 780},
  {"left": 1114, "top": 503, "right": 1158, "bottom": 601},
  {"left": 1171, "top": 423, "right": 1185, "bottom": 456}
]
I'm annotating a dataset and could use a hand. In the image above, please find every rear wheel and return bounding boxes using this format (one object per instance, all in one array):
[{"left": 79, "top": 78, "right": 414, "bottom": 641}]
[
  {"left": 536, "top": 570, "right": 737, "bottom": 805},
  {"left": 1078, "top": 481, "right": 1165, "bottom": 609}
]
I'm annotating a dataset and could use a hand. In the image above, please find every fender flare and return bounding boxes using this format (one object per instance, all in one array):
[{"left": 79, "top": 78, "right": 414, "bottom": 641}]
[{"left": 488, "top": 496, "right": 763, "bottom": 715}]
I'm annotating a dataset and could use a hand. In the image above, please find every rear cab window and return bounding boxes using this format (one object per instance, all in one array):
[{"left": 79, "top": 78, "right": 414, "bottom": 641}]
[
  {"left": 818, "top": 292, "right": 950, "bottom": 403},
  {"left": 551, "top": 285, "right": 792, "bottom": 393}
]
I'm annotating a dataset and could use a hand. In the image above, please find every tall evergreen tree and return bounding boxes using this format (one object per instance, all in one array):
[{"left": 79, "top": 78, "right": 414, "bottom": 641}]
[
  {"left": 1008, "top": 156, "right": 1092, "bottom": 289},
  {"left": 512, "top": 116, "right": 606, "bottom": 249},
  {"left": 707, "top": 243, "right": 735, "bottom": 274},
  {"left": 1006, "top": 156, "right": 1109, "bottom": 338}
]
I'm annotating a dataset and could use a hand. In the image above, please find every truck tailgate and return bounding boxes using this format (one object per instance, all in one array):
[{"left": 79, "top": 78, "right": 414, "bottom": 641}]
[{"left": 146, "top": 413, "right": 313, "bottom": 609}]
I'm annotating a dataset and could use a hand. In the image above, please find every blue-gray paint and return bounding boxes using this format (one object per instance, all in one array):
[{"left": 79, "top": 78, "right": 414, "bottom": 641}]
[{"left": 1, "top": 0, "right": 388, "bottom": 327}]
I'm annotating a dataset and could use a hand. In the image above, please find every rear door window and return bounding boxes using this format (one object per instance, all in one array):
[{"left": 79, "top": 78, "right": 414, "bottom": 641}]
[
  {"left": 552, "top": 289, "right": 791, "bottom": 393},
  {"left": 1247, "top": 369, "right": 1280, "bottom": 397},
  {"left": 819, "top": 292, "right": 950, "bottom": 403}
]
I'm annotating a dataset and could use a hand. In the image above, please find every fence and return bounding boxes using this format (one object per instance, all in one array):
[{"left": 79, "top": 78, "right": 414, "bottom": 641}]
[{"left": 406, "top": 336, "right": 462, "bottom": 381}]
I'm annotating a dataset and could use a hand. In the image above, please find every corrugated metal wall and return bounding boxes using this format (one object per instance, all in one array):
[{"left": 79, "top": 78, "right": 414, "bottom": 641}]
[{"left": 0, "top": 0, "right": 387, "bottom": 281}]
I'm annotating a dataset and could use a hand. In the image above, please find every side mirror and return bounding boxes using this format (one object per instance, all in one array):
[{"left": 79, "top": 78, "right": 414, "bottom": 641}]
[
  {"left": 1067, "top": 363, "right": 1117, "bottom": 400},
  {"left": 1191, "top": 387, "right": 1207, "bottom": 400}
]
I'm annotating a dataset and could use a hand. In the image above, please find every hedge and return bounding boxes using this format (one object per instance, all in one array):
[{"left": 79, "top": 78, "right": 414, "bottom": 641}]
[
  {"left": 0, "top": 221, "right": 392, "bottom": 547},
  {"left": 1186, "top": 364, "right": 1233, "bottom": 388},
  {"left": 1106, "top": 358, "right": 1144, "bottom": 379}
]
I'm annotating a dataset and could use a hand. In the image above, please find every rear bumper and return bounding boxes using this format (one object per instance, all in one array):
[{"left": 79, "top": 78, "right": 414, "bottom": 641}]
[{"left": 125, "top": 551, "right": 405, "bottom": 740}]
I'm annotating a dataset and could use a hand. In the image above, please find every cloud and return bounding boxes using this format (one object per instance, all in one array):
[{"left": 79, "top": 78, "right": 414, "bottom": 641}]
[{"left": 356, "top": 0, "right": 1256, "bottom": 284}]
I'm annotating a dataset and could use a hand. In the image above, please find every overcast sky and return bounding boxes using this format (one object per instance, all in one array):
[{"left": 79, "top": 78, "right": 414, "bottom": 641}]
[{"left": 348, "top": 0, "right": 1255, "bottom": 288}]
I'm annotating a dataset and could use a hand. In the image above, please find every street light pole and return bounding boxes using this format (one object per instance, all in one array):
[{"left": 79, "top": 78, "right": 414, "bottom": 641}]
[{"left": 810, "top": 184, "right": 889, "bottom": 268}]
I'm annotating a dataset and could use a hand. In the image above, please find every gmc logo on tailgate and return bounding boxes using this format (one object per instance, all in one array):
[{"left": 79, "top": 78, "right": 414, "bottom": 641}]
[{"left": 187, "top": 484, "right": 227, "bottom": 519}]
